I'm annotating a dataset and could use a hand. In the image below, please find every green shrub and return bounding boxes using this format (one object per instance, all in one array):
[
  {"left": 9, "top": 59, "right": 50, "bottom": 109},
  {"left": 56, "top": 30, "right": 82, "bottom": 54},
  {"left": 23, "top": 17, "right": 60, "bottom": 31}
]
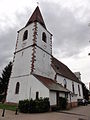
[
  {"left": 18, "top": 99, "right": 30, "bottom": 113},
  {"left": 59, "top": 97, "right": 67, "bottom": 110},
  {"left": 18, "top": 98, "right": 50, "bottom": 113}
]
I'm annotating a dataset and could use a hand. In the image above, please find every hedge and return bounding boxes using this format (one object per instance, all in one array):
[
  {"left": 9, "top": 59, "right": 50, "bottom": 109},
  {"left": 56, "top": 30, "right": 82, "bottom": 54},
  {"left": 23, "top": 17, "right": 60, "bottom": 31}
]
[{"left": 18, "top": 98, "right": 50, "bottom": 113}]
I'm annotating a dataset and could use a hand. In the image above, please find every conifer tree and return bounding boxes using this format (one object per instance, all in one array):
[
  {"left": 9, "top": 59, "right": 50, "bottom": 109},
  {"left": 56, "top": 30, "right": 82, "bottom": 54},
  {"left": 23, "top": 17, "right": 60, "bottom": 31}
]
[{"left": 0, "top": 62, "right": 12, "bottom": 101}]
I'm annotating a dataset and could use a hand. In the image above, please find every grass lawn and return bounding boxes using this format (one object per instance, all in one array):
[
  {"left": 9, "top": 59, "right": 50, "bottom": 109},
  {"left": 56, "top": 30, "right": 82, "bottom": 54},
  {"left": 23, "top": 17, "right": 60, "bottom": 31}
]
[{"left": 0, "top": 103, "right": 17, "bottom": 111}]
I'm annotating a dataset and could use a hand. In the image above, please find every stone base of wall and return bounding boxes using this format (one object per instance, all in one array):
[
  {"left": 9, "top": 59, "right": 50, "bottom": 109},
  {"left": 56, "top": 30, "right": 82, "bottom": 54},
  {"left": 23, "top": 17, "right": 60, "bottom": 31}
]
[
  {"left": 67, "top": 102, "right": 78, "bottom": 109},
  {"left": 66, "top": 103, "right": 71, "bottom": 109},
  {"left": 71, "top": 102, "right": 78, "bottom": 107}
]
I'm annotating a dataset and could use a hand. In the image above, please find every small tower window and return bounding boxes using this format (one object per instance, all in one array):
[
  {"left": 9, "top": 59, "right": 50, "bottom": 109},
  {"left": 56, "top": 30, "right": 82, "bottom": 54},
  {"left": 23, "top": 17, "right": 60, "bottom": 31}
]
[
  {"left": 23, "top": 30, "right": 28, "bottom": 41},
  {"left": 15, "top": 82, "right": 20, "bottom": 94},
  {"left": 42, "top": 32, "right": 47, "bottom": 43}
]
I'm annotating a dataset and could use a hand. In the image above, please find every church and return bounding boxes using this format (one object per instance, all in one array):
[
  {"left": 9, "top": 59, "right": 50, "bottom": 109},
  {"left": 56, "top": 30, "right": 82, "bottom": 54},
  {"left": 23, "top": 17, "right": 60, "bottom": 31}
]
[{"left": 6, "top": 6, "right": 83, "bottom": 108}]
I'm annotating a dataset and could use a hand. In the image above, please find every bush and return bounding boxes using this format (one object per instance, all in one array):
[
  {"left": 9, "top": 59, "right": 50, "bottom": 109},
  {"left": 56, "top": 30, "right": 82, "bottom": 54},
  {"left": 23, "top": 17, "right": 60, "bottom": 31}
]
[
  {"left": 18, "top": 99, "right": 30, "bottom": 113},
  {"left": 59, "top": 97, "right": 67, "bottom": 110},
  {"left": 18, "top": 98, "right": 50, "bottom": 113}
]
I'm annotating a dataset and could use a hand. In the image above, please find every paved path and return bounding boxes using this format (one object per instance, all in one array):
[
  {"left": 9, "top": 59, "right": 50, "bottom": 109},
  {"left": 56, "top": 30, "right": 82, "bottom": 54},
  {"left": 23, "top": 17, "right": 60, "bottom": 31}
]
[
  {"left": 0, "top": 104, "right": 90, "bottom": 120},
  {"left": 61, "top": 104, "right": 90, "bottom": 116}
]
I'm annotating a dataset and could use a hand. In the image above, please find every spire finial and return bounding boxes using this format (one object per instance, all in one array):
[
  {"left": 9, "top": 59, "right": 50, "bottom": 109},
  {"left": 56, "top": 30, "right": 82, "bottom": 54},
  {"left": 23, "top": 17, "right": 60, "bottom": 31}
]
[{"left": 37, "top": 1, "right": 39, "bottom": 6}]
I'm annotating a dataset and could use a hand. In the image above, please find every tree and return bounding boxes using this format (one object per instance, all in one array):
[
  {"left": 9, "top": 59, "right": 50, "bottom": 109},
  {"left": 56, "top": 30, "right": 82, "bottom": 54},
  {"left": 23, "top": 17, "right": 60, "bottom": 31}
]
[
  {"left": 0, "top": 62, "right": 12, "bottom": 101},
  {"left": 82, "top": 82, "right": 89, "bottom": 100}
]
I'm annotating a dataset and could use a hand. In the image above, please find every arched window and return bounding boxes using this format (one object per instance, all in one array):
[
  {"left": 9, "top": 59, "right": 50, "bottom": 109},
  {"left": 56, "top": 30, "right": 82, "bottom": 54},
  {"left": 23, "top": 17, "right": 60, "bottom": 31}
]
[
  {"left": 63, "top": 79, "right": 67, "bottom": 88},
  {"left": 42, "top": 32, "right": 47, "bottom": 43},
  {"left": 78, "top": 84, "right": 81, "bottom": 96},
  {"left": 23, "top": 30, "right": 28, "bottom": 41},
  {"left": 72, "top": 82, "right": 75, "bottom": 94},
  {"left": 15, "top": 82, "right": 20, "bottom": 94}
]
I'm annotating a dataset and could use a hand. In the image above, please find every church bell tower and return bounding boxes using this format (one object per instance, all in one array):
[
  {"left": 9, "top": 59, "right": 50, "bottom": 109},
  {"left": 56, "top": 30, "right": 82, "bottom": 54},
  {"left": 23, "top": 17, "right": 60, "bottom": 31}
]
[
  {"left": 13, "top": 6, "right": 52, "bottom": 77},
  {"left": 6, "top": 6, "right": 53, "bottom": 103}
]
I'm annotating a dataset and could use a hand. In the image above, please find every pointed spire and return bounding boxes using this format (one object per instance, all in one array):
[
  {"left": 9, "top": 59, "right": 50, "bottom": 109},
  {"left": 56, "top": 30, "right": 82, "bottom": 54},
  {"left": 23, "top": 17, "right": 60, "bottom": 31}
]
[{"left": 25, "top": 6, "right": 46, "bottom": 29}]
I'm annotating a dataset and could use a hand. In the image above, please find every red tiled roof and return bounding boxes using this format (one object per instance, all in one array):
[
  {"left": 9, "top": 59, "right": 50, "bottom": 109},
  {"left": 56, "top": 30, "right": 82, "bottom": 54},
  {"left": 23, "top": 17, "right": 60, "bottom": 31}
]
[
  {"left": 33, "top": 74, "right": 69, "bottom": 92},
  {"left": 25, "top": 6, "right": 46, "bottom": 29},
  {"left": 52, "top": 57, "right": 81, "bottom": 83}
]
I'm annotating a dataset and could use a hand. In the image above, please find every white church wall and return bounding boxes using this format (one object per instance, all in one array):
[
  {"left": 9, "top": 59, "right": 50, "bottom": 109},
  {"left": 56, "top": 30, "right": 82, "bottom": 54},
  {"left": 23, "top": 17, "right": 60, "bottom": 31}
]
[
  {"left": 11, "top": 47, "right": 32, "bottom": 77},
  {"left": 34, "top": 46, "right": 55, "bottom": 79},
  {"left": 6, "top": 76, "right": 30, "bottom": 103},
  {"left": 57, "top": 75, "right": 83, "bottom": 101},
  {"left": 71, "top": 95, "right": 77, "bottom": 102},
  {"left": 29, "top": 75, "right": 49, "bottom": 99},
  {"left": 59, "top": 92, "right": 65, "bottom": 98},
  {"left": 49, "top": 91, "right": 56, "bottom": 105},
  {"left": 57, "top": 75, "right": 65, "bottom": 86},
  {"left": 6, "top": 75, "right": 49, "bottom": 103}
]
